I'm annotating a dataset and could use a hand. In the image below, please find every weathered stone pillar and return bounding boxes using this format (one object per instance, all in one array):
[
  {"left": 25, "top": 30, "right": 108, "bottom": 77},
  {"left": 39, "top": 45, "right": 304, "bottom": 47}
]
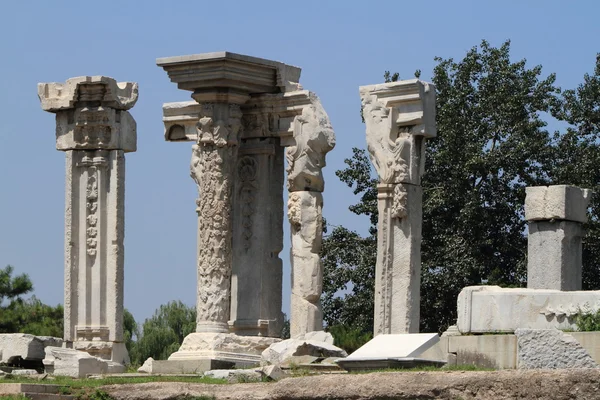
[
  {"left": 38, "top": 76, "right": 138, "bottom": 369},
  {"left": 285, "top": 96, "right": 335, "bottom": 337},
  {"left": 159, "top": 52, "right": 336, "bottom": 366},
  {"left": 190, "top": 101, "right": 244, "bottom": 333},
  {"left": 525, "top": 185, "right": 591, "bottom": 291},
  {"left": 359, "top": 79, "right": 436, "bottom": 335}
]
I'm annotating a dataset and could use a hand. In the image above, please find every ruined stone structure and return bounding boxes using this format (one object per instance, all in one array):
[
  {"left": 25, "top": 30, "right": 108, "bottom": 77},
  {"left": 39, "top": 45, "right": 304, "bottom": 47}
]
[
  {"left": 158, "top": 52, "right": 335, "bottom": 364},
  {"left": 38, "top": 76, "right": 138, "bottom": 370},
  {"left": 525, "top": 185, "right": 591, "bottom": 291},
  {"left": 360, "top": 80, "right": 436, "bottom": 335}
]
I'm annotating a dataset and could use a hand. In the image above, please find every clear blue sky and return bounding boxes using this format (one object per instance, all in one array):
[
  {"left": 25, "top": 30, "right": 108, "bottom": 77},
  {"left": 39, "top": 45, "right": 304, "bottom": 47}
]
[{"left": 0, "top": 1, "right": 598, "bottom": 325}]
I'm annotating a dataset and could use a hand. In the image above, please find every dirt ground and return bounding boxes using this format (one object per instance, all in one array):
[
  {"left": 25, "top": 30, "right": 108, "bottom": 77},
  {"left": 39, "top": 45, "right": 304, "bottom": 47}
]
[{"left": 103, "top": 369, "right": 600, "bottom": 400}]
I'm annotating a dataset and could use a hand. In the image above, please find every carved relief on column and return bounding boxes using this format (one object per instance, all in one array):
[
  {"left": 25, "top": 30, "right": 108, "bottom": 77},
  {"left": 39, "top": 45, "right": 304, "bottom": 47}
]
[
  {"left": 285, "top": 93, "right": 335, "bottom": 336},
  {"left": 237, "top": 156, "right": 259, "bottom": 251},
  {"left": 360, "top": 79, "right": 436, "bottom": 335},
  {"left": 190, "top": 103, "right": 242, "bottom": 333},
  {"left": 39, "top": 76, "right": 137, "bottom": 367}
]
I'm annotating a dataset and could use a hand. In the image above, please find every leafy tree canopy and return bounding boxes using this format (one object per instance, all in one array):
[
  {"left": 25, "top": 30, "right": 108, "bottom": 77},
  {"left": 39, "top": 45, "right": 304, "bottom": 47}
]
[{"left": 322, "top": 40, "right": 600, "bottom": 334}]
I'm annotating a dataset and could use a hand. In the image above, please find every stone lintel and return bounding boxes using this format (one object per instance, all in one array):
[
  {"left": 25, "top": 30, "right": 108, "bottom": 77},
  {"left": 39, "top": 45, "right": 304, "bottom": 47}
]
[
  {"left": 525, "top": 185, "right": 592, "bottom": 223},
  {"left": 162, "top": 90, "right": 314, "bottom": 142},
  {"left": 38, "top": 76, "right": 138, "bottom": 112},
  {"left": 156, "top": 51, "right": 301, "bottom": 94},
  {"left": 359, "top": 79, "right": 436, "bottom": 139}
]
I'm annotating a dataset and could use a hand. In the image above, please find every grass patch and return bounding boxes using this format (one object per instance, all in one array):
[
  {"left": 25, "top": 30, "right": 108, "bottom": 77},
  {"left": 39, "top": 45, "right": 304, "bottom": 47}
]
[{"left": 0, "top": 396, "right": 29, "bottom": 400}]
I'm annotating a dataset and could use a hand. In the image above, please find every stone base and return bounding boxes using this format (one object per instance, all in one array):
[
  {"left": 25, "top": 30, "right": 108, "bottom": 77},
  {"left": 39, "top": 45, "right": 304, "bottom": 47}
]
[
  {"left": 168, "top": 332, "right": 281, "bottom": 367},
  {"left": 68, "top": 341, "right": 128, "bottom": 372},
  {"left": 336, "top": 357, "right": 446, "bottom": 372}
]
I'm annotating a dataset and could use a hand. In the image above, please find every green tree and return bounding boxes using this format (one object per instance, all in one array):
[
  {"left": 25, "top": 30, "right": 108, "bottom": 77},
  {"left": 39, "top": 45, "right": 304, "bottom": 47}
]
[
  {"left": 0, "top": 265, "right": 33, "bottom": 308},
  {"left": 322, "top": 40, "right": 565, "bottom": 334},
  {"left": 0, "top": 296, "right": 63, "bottom": 336},
  {"left": 131, "top": 300, "right": 196, "bottom": 364},
  {"left": 548, "top": 53, "right": 600, "bottom": 290}
]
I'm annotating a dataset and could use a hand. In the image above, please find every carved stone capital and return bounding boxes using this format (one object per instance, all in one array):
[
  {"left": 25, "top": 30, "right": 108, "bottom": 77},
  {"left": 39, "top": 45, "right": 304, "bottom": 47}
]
[
  {"left": 38, "top": 76, "right": 138, "bottom": 152},
  {"left": 285, "top": 93, "right": 336, "bottom": 192},
  {"left": 360, "top": 79, "right": 436, "bottom": 185}
]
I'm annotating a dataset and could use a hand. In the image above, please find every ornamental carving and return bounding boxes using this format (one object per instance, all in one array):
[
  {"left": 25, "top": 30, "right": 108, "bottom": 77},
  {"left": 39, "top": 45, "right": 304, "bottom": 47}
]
[
  {"left": 286, "top": 93, "right": 335, "bottom": 192},
  {"left": 78, "top": 151, "right": 108, "bottom": 259},
  {"left": 361, "top": 96, "right": 411, "bottom": 185},
  {"left": 74, "top": 107, "right": 112, "bottom": 148},
  {"left": 238, "top": 156, "right": 258, "bottom": 251},
  {"left": 190, "top": 104, "right": 242, "bottom": 325}
]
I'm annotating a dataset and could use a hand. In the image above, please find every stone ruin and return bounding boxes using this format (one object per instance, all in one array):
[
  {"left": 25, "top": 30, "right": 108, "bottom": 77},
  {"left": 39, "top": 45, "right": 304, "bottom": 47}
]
[
  {"left": 31, "top": 52, "right": 337, "bottom": 375},
  {"left": 26, "top": 52, "right": 599, "bottom": 377},
  {"left": 38, "top": 76, "right": 137, "bottom": 373}
]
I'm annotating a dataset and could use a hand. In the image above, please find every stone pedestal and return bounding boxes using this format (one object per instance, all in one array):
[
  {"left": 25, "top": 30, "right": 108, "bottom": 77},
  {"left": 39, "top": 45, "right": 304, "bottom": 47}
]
[
  {"left": 38, "top": 76, "right": 138, "bottom": 368},
  {"left": 360, "top": 80, "right": 436, "bottom": 335},
  {"left": 525, "top": 185, "right": 591, "bottom": 291},
  {"left": 158, "top": 52, "right": 335, "bottom": 362}
]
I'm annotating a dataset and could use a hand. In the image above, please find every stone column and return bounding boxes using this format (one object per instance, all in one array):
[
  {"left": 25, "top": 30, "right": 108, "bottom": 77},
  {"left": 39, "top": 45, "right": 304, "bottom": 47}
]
[
  {"left": 38, "top": 76, "right": 138, "bottom": 369},
  {"left": 359, "top": 79, "right": 436, "bottom": 335},
  {"left": 230, "top": 137, "right": 285, "bottom": 337},
  {"left": 285, "top": 95, "right": 335, "bottom": 337},
  {"left": 190, "top": 101, "right": 244, "bottom": 333},
  {"left": 525, "top": 185, "right": 591, "bottom": 291}
]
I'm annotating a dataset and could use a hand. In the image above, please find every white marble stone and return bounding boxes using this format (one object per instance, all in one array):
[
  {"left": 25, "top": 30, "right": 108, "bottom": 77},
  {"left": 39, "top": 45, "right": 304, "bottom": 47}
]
[
  {"left": 360, "top": 79, "right": 436, "bottom": 335},
  {"left": 168, "top": 332, "right": 280, "bottom": 366},
  {"left": 261, "top": 338, "right": 347, "bottom": 366},
  {"left": 293, "top": 331, "right": 334, "bottom": 345},
  {"left": 457, "top": 285, "right": 600, "bottom": 333},
  {"left": 158, "top": 52, "right": 335, "bottom": 350},
  {"left": 344, "top": 333, "right": 439, "bottom": 360},
  {"left": 39, "top": 76, "right": 137, "bottom": 367},
  {"left": 43, "top": 347, "right": 108, "bottom": 378},
  {"left": 0, "top": 334, "right": 62, "bottom": 363},
  {"left": 526, "top": 185, "right": 591, "bottom": 291},
  {"left": 525, "top": 185, "right": 591, "bottom": 224}
]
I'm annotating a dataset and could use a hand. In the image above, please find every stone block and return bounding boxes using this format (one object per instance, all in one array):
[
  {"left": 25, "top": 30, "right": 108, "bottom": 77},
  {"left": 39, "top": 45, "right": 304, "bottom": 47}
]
[
  {"left": 12, "top": 369, "right": 39, "bottom": 376},
  {"left": 292, "top": 331, "right": 334, "bottom": 345},
  {"left": 0, "top": 334, "right": 62, "bottom": 363},
  {"left": 571, "top": 332, "right": 600, "bottom": 364},
  {"left": 261, "top": 338, "right": 347, "bottom": 366},
  {"left": 204, "top": 369, "right": 262, "bottom": 382},
  {"left": 258, "top": 364, "right": 284, "bottom": 381},
  {"left": 43, "top": 347, "right": 108, "bottom": 378},
  {"left": 525, "top": 185, "right": 591, "bottom": 223},
  {"left": 528, "top": 220, "right": 583, "bottom": 290},
  {"left": 516, "top": 329, "right": 598, "bottom": 369},
  {"left": 457, "top": 286, "right": 600, "bottom": 333},
  {"left": 448, "top": 335, "right": 517, "bottom": 369},
  {"left": 344, "top": 333, "right": 439, "bottom": 360},
  {"left": 168, "top": 332, "right": 279, "bottom": 367},
  {"left": 137, "top": 358, "right": 233, "bottom": 374}
]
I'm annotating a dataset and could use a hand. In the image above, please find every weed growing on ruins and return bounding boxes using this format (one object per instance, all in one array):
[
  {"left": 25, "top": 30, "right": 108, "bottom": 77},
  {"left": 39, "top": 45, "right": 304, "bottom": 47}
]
[{"left": 575, "top": 309, "right": 600, "bottom": 331}]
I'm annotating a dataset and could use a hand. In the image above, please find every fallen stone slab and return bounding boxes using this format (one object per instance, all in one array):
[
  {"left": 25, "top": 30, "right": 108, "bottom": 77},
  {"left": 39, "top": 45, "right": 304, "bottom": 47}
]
[
  {"left": 257, "top": 365, "right": 284, "bottom": 381},
  {"left": 12, "top": 369, "right": 39, "bottom": 376},
  {"left": 43, "top": 347, "right": 108, "bottom": 378},
  {"left": 261, "top": 338, "right": 347, "bottom": 365},
  {"left": 515, "top": 329, "right": 598, "bottom": 369},
  {"left": 137, "top": 357, "right": 233, "bottom": 374},
  {"left": 203, "top": 369, "right": 262, "bottom": 383},
  {"left": 0, "top": 334, "right": 63, "bottom": 363}
]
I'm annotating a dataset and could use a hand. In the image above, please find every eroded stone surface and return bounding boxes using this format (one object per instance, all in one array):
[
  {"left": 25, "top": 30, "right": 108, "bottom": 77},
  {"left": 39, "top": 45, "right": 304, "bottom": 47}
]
[
  {"left": 457, "top": 285, "right": 600, "bottom": 333},
  {"left": 43, "top": 347, "right": 108, "bottom": 378},
  {"left": 360, "top": 79, "right": 436, "bottom": 335},
  {"left": 39, "top": 76, "right": 137, "bottom": 367},
  {"left": 293, "top": 331, "right": 334, "bottom": 345},
  {"left": 525, "top": 185, "right": 591, "bottom": 223},
  {"left": 0, "top": 334, "right": 62, "bottom": 363},
  {"left": 261, "top": 338, "right": 347, "bottom": 366},
  {"left": 516, "top": 329, "right": 597, "bottom": 369}
]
